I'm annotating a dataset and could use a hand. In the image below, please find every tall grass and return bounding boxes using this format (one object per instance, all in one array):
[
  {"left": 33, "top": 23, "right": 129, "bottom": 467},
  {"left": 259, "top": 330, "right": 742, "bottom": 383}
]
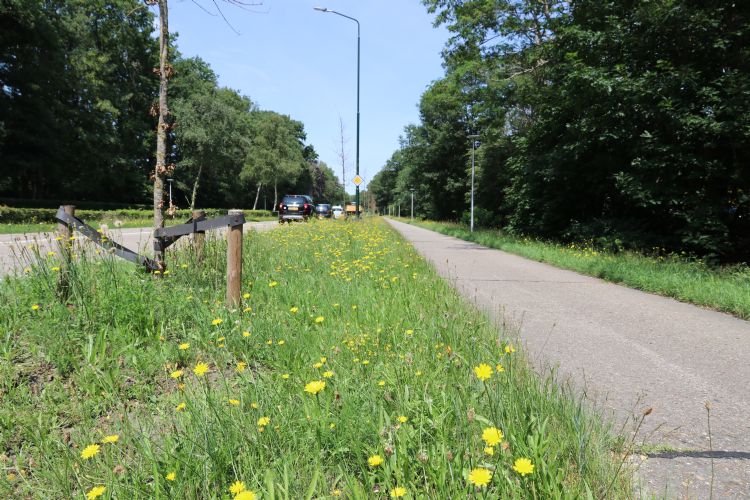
[
  {"left": 0, "top": 219, "right": 630, "bottom": 498},
  {"left": 410, "top": 220, "right": 750, "bottom": 320}
]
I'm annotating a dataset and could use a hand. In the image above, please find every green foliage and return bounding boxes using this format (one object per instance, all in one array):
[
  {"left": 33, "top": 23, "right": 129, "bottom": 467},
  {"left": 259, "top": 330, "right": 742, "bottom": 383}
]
[{"left": 373, "top": 0, "right": 750, "bottom": 261}]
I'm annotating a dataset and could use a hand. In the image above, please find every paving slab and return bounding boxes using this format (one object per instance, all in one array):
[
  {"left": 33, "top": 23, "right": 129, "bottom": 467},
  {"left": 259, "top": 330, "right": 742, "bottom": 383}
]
[{"left": 387, "top": 219, "right": 750, "bottom": 499}]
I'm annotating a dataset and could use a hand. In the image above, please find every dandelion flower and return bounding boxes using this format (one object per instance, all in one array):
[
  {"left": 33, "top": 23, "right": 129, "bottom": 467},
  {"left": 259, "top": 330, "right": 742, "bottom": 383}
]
[
  {"left": 193, "top": 363, "right": 209, "bottom": 376},
  {"left": 512, "top": 457, "right": 534, "bottom": 476},
  {"left": 473, "top": 363, "right": 493, "bottom": 381},
  {"left": 405, "top": 329, "right": 414, "bottom": 335},
  {"left": 257, "top": 416, "right": 270, "bottom": 426},
  {"left": 378, "top": 380, "right": 386, "bottom": 386},
  {"left": 243, "top": 293, "right": 251, "bottom": 299},
  {"left": 323, "top": 371, "right": 334, "bottom": 378},
  {"left": 468, "top": 467, "right": 492, "bottom": 487},
  {"left": 390, "top": 487, "right": 407, "bottom": 498},
  {"left": 277, "top": 340, "right": 285, "bottom": 345},
  {"left": 229, "top": 480, "right": 246, "bottom": 495},
  {"left": 304, "top": 380, "right": 326, "bottom": 395},
  {"left": 505, "top": 344, "right": 515, "bottom": 354},
  {"left": 86, "top": 485, "right": 106, "bottom": 499},
  {"left": 178, "top": 343, "right": 189, "bottom": 350},
  {"left": 80, "top": 444, "right": 100, "bottom": 459},
  {"left": 234, "top": 491, "right": 256, "bottom": 500},
  {"left": 314, "top": 316, "right": 325, "bottom": 324},
  {"left": 228, "top": 399, "right": 240, "bottom": 406},
  {"left": 368, "top": 455, "right": 384, "bottom": 467},
  {"left": 313, "top": 362, "right": 323, "bottom": 369},
  {"left": 290, "top": 307, "right": 299, "bottom": 313},
  {"left": 268, "top": 281, "right": 278, "bottom": 287},
  {"left": 236, "top": 362, "right": 247, "bottom": 373},
  {"left": 281, "top": 373, "right": 290, "bottom": 379},
  {"left": 170, "top": 370, "right": 184, "bottom": 379},
  {"left": 175, "top": 402, "right": 186, "bottom": 411},
  {"left": 51, "top": 266, "right": 60, "bottom": 272},
  {"left": 31, "top": 304, "right": 40, "bottom": 311},
  {"left": 211, "top": 318, "right": 223, "bottom": 326},
  {"left": 101, "top": 435, "right": 119, "bottom": 444},
  {"left": 165, "top": 471, "right": 176, "bottom": 481},
  {"left": 484, "top": 446, "right": 494, "bottom": 455},
  {"left": 496, "top": 364, "right": 505, "bottom": 373},
  {"left": 481, "top": 427, "right": 503, "bottom": 446},
  {"left": 397, "top": 415, "right": 408, "bottom": 424}
]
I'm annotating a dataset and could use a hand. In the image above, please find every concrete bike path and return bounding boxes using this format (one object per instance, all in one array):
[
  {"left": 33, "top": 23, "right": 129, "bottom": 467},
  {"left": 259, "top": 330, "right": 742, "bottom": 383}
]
[{"left": 387, "top": 219, "right": 750, "bottom": 499}]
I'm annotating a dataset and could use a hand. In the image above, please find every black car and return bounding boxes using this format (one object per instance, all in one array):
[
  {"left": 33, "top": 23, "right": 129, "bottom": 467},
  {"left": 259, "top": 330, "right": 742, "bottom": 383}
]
[
  {"left": 315, "top": 204, "right": 332, "bottom": 218},
  {"left": 278, "top": 194, "right": 314, "bottom": 223}
]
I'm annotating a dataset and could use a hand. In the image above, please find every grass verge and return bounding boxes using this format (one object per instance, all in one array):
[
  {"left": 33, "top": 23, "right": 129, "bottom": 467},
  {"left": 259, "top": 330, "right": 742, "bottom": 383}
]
[
  {"left": 0, "top": 218, "right": 630, "bottom": 498},
  {"left": 408, "top": 219, "right": 750, "bottom": 320}
]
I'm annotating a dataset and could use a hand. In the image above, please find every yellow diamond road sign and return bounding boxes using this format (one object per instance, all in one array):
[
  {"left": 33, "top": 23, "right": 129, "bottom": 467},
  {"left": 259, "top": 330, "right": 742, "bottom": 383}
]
[{"left": 352, "top": 175, "right": 364, "bottom": 186}]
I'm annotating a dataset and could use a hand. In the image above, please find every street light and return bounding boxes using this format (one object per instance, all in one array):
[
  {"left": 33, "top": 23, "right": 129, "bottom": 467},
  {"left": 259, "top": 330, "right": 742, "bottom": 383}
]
[
  {"left": 166, "top": 178, "right": 174, "bottom": 206},
  {"left": 467, "top": 134, "right": 480, "bottom": 232},
  {"left": 314, "top": 6, "right": 361, "bottom": 219},
  {"left": 410, "top": 188, "right": 415, "bottom": 220}
]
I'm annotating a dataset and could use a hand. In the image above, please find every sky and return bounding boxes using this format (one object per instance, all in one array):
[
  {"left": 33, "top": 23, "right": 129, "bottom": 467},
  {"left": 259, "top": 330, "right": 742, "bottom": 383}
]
[{"left": 166, "top": 0, "right": 450, "bottom": 191}]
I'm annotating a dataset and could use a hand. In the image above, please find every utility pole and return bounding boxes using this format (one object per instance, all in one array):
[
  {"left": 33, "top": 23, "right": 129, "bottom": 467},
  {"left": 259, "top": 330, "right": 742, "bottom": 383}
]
[
  {"left": 410, "top": 189, "right": 415, "bottom": 220},
  {"left": 468, "top": 134, "right": 480, "bottom": 232}
]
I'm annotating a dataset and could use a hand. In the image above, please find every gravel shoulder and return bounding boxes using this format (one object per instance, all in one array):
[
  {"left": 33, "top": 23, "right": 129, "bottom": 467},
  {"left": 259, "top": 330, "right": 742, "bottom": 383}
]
[{"left": 387, "top": 218, "right": 750, "bottom": 499}]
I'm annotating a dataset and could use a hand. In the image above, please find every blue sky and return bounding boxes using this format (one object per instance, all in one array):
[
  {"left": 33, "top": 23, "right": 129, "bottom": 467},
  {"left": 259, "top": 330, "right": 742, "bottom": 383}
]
[{"left": 166, "top": 0, "right": 449, "bottom": 190}]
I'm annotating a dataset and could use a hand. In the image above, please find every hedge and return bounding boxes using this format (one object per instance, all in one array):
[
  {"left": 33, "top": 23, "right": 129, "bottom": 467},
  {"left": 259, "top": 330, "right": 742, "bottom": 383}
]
[{"left": 0, "top": 206, "right": 273, "bottom": 224}]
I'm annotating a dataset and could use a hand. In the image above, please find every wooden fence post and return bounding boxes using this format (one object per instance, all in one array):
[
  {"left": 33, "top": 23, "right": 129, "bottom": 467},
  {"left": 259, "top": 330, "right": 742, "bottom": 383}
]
[
  {"left": 226, "top": 209, "right": 243, "bottom": 308},
  {"left": 192, "top": 209, "right": 206, "bottom": 262},
  {"left": 56, "top": 205, "right": 75, "bottom": 298}
]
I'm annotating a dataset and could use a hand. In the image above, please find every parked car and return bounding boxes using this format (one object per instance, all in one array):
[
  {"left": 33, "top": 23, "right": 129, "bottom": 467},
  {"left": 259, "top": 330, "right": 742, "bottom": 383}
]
[
  {"left": 315, "top": 203, "right": 332, "bottom": 218},
  {"left": 331, "top": 205, "right": 344, "bottom": 219},
  {"left": 278, "top": 194, "right": 314, "bottom": 223}
]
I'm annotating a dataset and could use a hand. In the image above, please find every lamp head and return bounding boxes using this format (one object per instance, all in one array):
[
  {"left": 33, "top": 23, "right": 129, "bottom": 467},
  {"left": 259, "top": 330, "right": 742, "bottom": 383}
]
[{"left": 313, "top": 6, "right": 329, "bottom": 12}]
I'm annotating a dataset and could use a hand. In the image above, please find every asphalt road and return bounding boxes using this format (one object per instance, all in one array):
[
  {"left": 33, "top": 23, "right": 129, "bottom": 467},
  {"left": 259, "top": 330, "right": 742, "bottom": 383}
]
[
  {"left": 387, "top": 219, "right": 750, "bottom": 499},
  {"left": 0, "top": 220, "right": 278, "bottom": 277}
]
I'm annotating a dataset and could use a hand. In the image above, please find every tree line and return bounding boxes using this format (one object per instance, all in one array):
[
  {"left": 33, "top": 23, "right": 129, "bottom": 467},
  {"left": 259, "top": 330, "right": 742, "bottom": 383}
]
[
  {"left": 0, "top": 0, "right": 345, "bottom": 211},
  {"left": 368, "top": 0, "right": 749, "bottom": 262}
]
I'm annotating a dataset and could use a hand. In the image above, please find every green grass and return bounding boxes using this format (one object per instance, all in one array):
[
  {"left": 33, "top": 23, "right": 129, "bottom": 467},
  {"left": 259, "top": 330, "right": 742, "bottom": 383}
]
[
  {"left": 0, "top": 218, "right": 630, "bottom": 498},
  {"left": 408, "top": 219, "right": 750, "bottom": 320}
]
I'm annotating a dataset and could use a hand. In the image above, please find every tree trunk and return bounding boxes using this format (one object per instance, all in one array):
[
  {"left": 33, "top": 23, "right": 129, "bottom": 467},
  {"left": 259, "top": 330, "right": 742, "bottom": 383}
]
[
  {"left": 273, "top": 181, "right": 278, "bottom": 213},
  {"left": 190, "top": 164, "right": 202, "bottom": 211},
  {"left": 153, "top": 0, "right": 169, "bottom": 267},
  {"left": 252, "top": 183, "right": 262, "bottom": 210}
]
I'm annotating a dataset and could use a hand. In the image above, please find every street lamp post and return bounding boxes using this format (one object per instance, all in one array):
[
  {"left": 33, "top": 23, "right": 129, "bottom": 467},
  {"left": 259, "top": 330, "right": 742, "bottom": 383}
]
[
  {"left": 410, "top": 189, "right": 415, "bottom": 220},
  {"left": 314, "top": 6, "right": 361, "bottom": 219},
  {"left": 467, "top": 134, "right": 480, "bottom": 232}
]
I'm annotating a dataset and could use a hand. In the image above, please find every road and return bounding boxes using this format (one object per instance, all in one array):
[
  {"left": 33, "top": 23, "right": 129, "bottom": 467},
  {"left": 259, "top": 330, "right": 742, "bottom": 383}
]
[
  {"left": 0, "top": 221, "right": 278, "bottom": 277},
  {"left": 387, "top": 219, "right": 750, "bottom": 499}
]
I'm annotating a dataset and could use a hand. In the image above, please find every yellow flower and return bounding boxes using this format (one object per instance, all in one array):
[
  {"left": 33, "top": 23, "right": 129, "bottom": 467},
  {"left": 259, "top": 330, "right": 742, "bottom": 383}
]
[
  {"left": 86, "top": 485, "right": 106, "bottom": 499},
  {"left": 512, "top": 457, "right": 534, "bottom": 476},
  {"left": 236, "top": 362, "right": 247, "bottom": 373},
  {"left": 473, "top": 363, "right": 493, "bottom": 381},
  {"left": 243, "top": 292, "right": 251, "bottom": 299},
  {"left": 170, "top": 370, "right": 184, "bottom": 379},
  {"left": 193, "top": 363, "right": 209, "bottom": 376},
  {"left": 281, "top": 373, "right": 290, "bottom": 379},
  {"left": 378, "top": 380, "right": 386, "bottom": 386},
  {"left": 397, "top": 415, "right": 408, "bottom": 424},
  {"left": 243, "top": 307, "right": 252, "bottom": 313},
  {"left": 313, "top": 362, "right": 323, "bottom": 369},
  {"left": 269, "top": 281, "right": 278, "bottom": 287},
  {"left": 80, "top": 444, "right": 100, "bottom": 459},
  {"left": 101, "top": 434, "right": 119, "bottom": 444},
  {"left": 304, "top": 380, "right": 326, "bottom": 395},
  {"left": 257, "top": 416, "right": 270, "bottom": 426},
  {"left": 314, "top": 316, "right": 325, "bottom": 323},
  {"left": 415, "top": 371, "right": 422, "bottom": 377},
  {"left": 367, "top": 454, "right": 384, "bottom": 467},
  {"left": 362, "top": 360, "right": 370, "bottom": 365},
  {"left": 505, "top": 344, "right": 515, "bottom": 354},
  {"left": 277, "top": 340, "right": 285, "bottom": 345},
  {"left": 323, "top": 371, "right": 334, "bottom": 378},
  {"left": 484, "top": 446, "right": 494, "bottom": 456},
  {"left": 496, "top": 364, "right": 505, "bottom": 373},
  {"left": 51, "top": 266, "right": 60, "bottom": 272},
  {"left": 175, "top": 402, "right": 186, "bottom": 411},
  {"left": 390, "top": 486, "right": 407, "bottom": 498},
  {"left": 290, "top": 306, "right": 299, "bottom": 313},
  {"left": 242, "top": 331, "right": 251, "bottom": 337},
  {"left": 165, "top": 471, "right": 176, "bottom": 481},
  {"left": 468, "top": 467, "right": 492, "bottom": 487},
  {"left": 229, "top": 480, "right": 246, "bottom": 495},
  {"left": 481, "top": 427, "right": 503, "bottom": 447},
  {"left": 211, "top": 318, "right": 223, "bottom": 326},
  {"left": 320, "top": 356, "right": 327, "bottom": 363},
  {"left": 234, "top": 491, "right": 256, "bottom": 500},
  {"left": 178, "top": 343, "right": 189, "bottom": 350},
  {"left": 31, "top": 304, "right": 40, "bottom": 311},
  {"left": 228, "top": 399, "right": 240, "bottom": 406},
  {"left": 405, "top": 329, "right": 414, "bottom": 335},
  {"left": 251, "top": 402, "right": 259, "bottom": 409}
]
